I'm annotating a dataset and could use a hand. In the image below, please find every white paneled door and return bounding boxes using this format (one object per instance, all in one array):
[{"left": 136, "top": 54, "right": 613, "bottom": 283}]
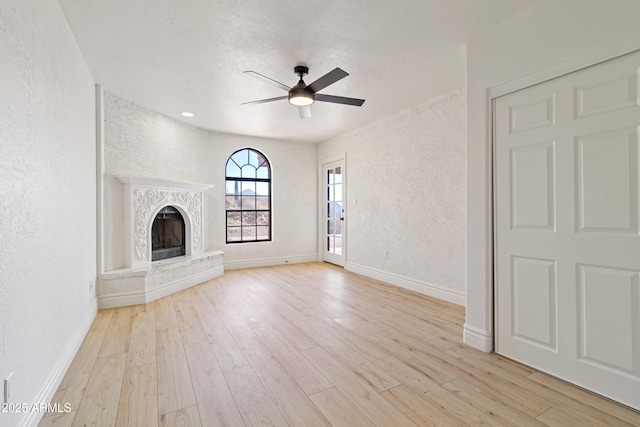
[
  {"left": 495, "top": 50, "right": 640, "bottom": 410},
  {"left": 323, "top": 159, "right": 345, "bottom": 266}
]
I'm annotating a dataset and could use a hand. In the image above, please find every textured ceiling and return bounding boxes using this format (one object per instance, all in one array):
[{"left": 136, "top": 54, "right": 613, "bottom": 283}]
[{"left": 57, "top": 0, "right": 538, "bottom": 143}]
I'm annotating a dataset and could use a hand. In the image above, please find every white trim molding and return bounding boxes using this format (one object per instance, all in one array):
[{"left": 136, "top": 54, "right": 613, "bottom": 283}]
[
  {"left": 346, "top": 262, "right": 466, "bottom": 307},
  {"left": 224, "top": 254, "right": 319, "bottom": 270},
  {"left": 463, "top": 323, "right": 493, "bottom": 352}
]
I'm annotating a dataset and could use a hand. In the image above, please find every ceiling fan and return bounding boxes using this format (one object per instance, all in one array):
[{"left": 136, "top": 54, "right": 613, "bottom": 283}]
[{"left": 242, "top": 65, "right": 365, "bottom": 119}]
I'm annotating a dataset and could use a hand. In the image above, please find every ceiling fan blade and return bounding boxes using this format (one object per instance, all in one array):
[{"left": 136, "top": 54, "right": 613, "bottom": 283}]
[
  {"left": 298, "top": 106, "right": 311, "bottom": 119},
  {"left": 241, "top": 96, "right": 288, "bottom": 105},
  {"left": 243, "top": 71, "right": 291, "bottom": 92},
  {"left": 315, "top": 94, "right": 365, "bottom": 106},
  {"left": 306, "top": 68, "right": 349, "bottom": 93}
]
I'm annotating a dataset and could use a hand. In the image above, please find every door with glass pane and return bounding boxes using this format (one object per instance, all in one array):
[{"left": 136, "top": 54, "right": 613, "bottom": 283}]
[{"left": 323, "top": 159, "right": 345, "bottom": 266}]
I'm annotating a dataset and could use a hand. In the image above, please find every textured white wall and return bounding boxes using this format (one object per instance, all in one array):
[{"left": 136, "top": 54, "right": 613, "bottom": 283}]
[
  {"left": 466, "top": 0, "right": 640, "bottom": 350},
  {"left": 103, "top": 93, "right": 317, "bottom": 270},
  {"left": 0, "top": 1, "right": 96, "bottom": 425},
  {"left": 318, "top": 90, "right": 466, "bottom": 298}
]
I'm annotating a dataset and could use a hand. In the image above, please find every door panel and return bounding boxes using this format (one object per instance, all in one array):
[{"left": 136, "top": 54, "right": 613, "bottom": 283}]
[
  {"left": 495, "top": 50, "right": 640, "bottom": 410},
  {"left": 322, "top": 159, "right": 345, "bottom": 266}
]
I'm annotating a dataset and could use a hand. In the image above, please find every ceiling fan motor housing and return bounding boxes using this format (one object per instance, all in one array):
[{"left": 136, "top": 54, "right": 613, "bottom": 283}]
[{"left": 289, "top": 66, "right": 314, "bottom": 105}]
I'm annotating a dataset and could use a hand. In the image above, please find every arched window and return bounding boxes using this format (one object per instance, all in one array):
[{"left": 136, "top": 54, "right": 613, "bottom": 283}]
[{"left": 225, "top": 148, "right": 271, "bottom": 243}]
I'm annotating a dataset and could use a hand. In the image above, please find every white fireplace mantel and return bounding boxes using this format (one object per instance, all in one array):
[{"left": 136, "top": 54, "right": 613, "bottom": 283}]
[{"left": 117, "top": 175, "right": 214, "bottom": 268}]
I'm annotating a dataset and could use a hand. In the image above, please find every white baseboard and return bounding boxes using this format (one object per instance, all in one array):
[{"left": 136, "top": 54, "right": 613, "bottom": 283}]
[
  {"left": 345, "top": 262, "right": 466, "bottom": 307},
  {"left": 19, "top": 303, "right": 97, "bottom": 427},
  {"left": 463, "top": 323, "right": 494, "bottom": 352},
  {"left": 224, "top": 254, "right": 319, "bottom": 270},
  {"left": 98, "top": 266, "right": 224, "bottom": 309}
]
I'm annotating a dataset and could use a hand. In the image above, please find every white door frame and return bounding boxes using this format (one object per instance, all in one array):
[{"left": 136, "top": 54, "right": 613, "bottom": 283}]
[
  {"left": 490, "top": 50, "right": 640, "bottom": 412},
  {"left": 318, "top": 154, "right": 347, "bottom": 266},
  {"left": 462, "top": 34, "right": 640, "bottom": 354}
]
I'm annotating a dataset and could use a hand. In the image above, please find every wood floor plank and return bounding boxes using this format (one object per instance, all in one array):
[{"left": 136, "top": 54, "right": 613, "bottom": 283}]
[
  {"left": 302, "top": 346, "right": 417, "bottom": 427},
  {"left": 71, "top": 354, "right": 127, "bottom": 427},
  {"left": 234, "top": 332, "right": 332, "bottom": 426},
  {"left": 127, "top": 311, "right": 156, "bottom": 368},
  {"left": 251, "top": 322, "right": 333, "bottom": 395},
  {"left": 268, "top": 315, "right": 320, "bottom": 351},
  {"left": 115, "top": 364, "right": 158, "bottom": 427},
  {"left": 296, "top": 317, "right": 385, "bottom": 363},
  {"left": 158, "top": 406, "right": 201, "bottom": 427},
  {"left": 441, "top": 377, "right": 546, "bottom": 426},
  {"left": 153, "top": 296, "right": 179, "bottom": 331},
  {"left": 366, "top": 329, "right": 460, "bottom": 385},
  {"left": 197, "top": 309, "right": 248, "bottom": 370},
  {"left": 174, "top": 301, "right": 209, "bottom": 345},
  {"left": 38, "top": 410, "right": 77, "bottom": 427},
  {"left": 183, "top": 340, "right": 244, "bottom": 426},
  {"left": 373, "top": 355, "right": 504, "bottom": 426},
  {"left": 222, "top": 364, "right": 289, "bottom": 427},
  {"left": 309, "top": 387, "right": 376, "bottom": 427},
  {"left": 527, "top": 372, "right": 640, "bottom": 426},
  {"left": 445, "top": 344, "right": 536, "bottom": 377},
  {"left": 156, "top": 328, "right": 196, "bottom": 414},
  {"left": 88, "top": 309, "right": 114, "bottom": 332},
  {"left": 290, "top": 319, "right": 400, "bottom": 392},
  {"left": 380, "top": 385, "right": 464, "bottom": 427},
  {"left": 536, "top": 406, "right": 600, "bottom": 427}
]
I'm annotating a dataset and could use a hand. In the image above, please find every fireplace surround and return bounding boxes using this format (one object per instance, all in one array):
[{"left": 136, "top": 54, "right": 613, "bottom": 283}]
[{"left": 99, "top": 176, "right": 223, "bottom": 308}]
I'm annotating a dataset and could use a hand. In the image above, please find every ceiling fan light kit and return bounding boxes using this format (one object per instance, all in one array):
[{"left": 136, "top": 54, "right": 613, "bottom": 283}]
[{"left": 242, "top": 65, "right": 365, "bottom": 119}]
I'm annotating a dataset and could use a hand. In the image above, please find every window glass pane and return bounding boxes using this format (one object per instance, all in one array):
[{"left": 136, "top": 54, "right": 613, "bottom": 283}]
[
  {"left": 242, "top": 195, "right": 255, "bottom": 210},
  {"left": 328, "top": 185, "right": 334, "bottom": 202},
  {"left": 248, "top": 150, "right": 259, "bottom": 168},
  {"left": 327, "top": 168, "right": 334, "bottom": 185},
  {"left": 334, "top": 184, "right": 342, "bottom": 202},
  {"left": 256, "top": 182, "right": 269, "bottom": 195},
  {"left": 231, "top": 149, "right": 248, "bottom": 168},
  {"left": 327, "top": 219, "right": 334, "bottom": 234},
  {"left": 335, "top": 167, "right": 342, "bottom": 183},
  {"left": 257, "top": 226, "right": 270, "bottom": 240},
  {"left": 242, "top": 211, "right": 257, "bottom": 226},
  {"left": 226, "top": 195, "right": 240, "bottom": 210},
  {"left": 227, "top": 211, "right": 241, "bottom": 226},
  {"left": 258, "top": 152, "right": 268, "bottom": 167},
  {"left": 334, "top": 237, "right": 343, "bottom": 255},
  {"left": 227, "top": 227, "right": 242, "bottom": 242},
  {"left": 242, "top": 226, "right": 257, "bottom": 240},
  {"left": 256, "top": 166, "right": 269, "bottom": 179},
  {"left": 226, "top": 180, "right": 241, "bottom": 195},
  {"left": 241, "top": 165, "right": 256, "bottom": 178},
  {"left": 328, "top": 235, "right": 334, "bottom": 253},
  {"left": 257, "top": 211, "right": 270, "bottom": 226},
  {"left": 241, "top": 181, "right": 255, "bottom": 194},
  {"left": 256, "top": 196, "right": 269, "bottom": 210},
  {"left": 226, "top": 161, "right": 241, "bottom": 178}
]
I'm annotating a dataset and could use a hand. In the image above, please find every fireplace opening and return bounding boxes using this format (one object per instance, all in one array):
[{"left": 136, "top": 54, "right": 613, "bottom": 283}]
[{"left": 151, "top": 206, "right": 186, "bottom": 261}]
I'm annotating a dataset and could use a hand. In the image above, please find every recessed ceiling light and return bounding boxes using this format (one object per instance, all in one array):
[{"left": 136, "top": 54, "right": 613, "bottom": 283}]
[{"left": 181, "top": 111, "right": 194, "bottom": 117}]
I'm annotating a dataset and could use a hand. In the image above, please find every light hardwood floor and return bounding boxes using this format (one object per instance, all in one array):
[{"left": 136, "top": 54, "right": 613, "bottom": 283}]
[{"left": 40, "top": 262, "right": 640, "bottom": 426}]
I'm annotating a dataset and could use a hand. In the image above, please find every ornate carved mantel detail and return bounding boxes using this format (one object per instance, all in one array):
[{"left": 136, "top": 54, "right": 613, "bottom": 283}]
[{"left": 118, "top": 176, "right": 213, "bottom": 268}]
